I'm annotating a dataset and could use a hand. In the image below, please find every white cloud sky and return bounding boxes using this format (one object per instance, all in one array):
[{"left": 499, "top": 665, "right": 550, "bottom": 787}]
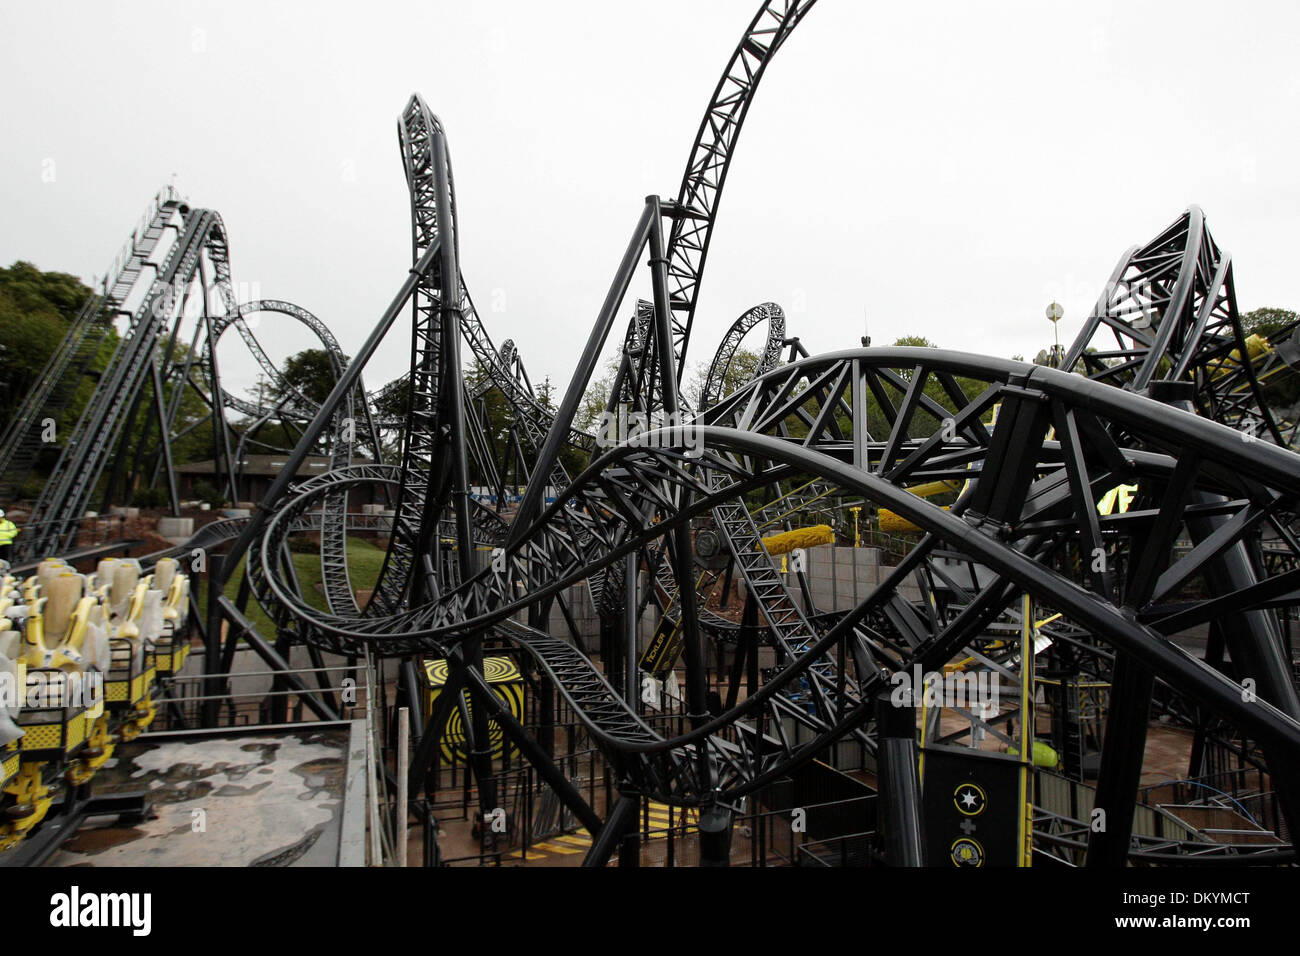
[{"left": 2, "top": 0, "right": 1297, "bottom": 402}]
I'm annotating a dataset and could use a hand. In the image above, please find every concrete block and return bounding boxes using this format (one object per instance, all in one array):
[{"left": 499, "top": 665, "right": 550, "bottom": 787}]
[{"left": 157, "top": 517, "right": 194, "bottom": 537}]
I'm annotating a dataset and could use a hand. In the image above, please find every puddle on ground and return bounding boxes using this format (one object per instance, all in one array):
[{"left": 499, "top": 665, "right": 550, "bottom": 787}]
[{"left": 46, "top": 728, "right": 354, "bottom": 867}]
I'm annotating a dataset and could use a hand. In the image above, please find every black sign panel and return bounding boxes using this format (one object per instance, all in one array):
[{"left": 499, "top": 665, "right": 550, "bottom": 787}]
[
  {"left": 921, "top": 746, "right": 1030, "bottom": 867},
  {"left": 638, "top": 617, "right": 682, "bottom": 679}
]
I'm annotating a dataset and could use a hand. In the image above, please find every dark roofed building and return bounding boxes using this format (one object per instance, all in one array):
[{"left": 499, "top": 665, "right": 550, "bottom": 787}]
[{"left": 173, "top": 455, "right": 380, "bottom": 506}]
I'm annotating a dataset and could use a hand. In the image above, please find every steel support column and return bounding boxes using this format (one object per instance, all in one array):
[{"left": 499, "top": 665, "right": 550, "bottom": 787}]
[
  {"left": 875, "top": 690, "right": 926, "bottom": 866},
  {"left": 582, "top": 793, "right": 639, "bottom": 868}
]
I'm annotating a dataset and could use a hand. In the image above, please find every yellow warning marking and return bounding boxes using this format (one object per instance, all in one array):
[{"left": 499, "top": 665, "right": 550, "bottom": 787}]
[
  {"left": 647, "top": 801, "right": 696, "bottom": 815},
  {"left": 644, "top": 801, "right": 698, "bottom": 840},
  {"left": 513, "top": 828, "right": 593, "bottom": 860},
  {"left": 553, "top": 834, "right": 592, "bottom": 848},
  {"left": 531, "top": 841, "right": 583, "bottom": 855}
]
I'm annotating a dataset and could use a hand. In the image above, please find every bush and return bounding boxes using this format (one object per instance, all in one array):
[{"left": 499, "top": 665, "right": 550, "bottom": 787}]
[
  {"left": 130, "top": 486, "right": 166, "bottom": 508},
  {"left": 191, "top": 480, "right": 225, "bottom": 508},
  {"left": 287, "top": 533, "right": 321, "bottom": 554},
  {"left": 16, "top": 476, "right": 44, "bottom": 502}
]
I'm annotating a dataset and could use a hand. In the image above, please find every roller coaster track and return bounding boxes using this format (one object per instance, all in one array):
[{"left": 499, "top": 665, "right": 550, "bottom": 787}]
[
  {"left": 665, "top": 301, "right": 853, "bottom": 730},
  {"left": 699, "top": 301, "right": 787, "bottom": 413},
  {"left": 15, "top": 0, "right": 1291, "bottom": 858},
  {"left": 590, "top": 4, "right": 824, "bottom": 624},
  {"left": 663, "top": 0, "right": 819, "bottom": 384},
  {"left": 1063, "top": 206, "right": 1289, "bottom": 442},
  {"left": 0, "top": 189, "right": 180, "bottom": 500},
  {"left": 625, "top": 335, "right": 858, "bottom": 731},
  {"left": 11, "top": 209, "right": 374, "bottom": 603},
  {"left": 370, "top": 2, "right": 825, "bottom": 617},
  {"left": 708, "top": 470, "right": 850, "bottom": 712},
  {"left": 247, "top": 351, "right": 1300, "bottom": 809},
  {"left": 209, "top": 300, "right": 379, "bottom": 616},
  {"left": 18, "top": 206, "right": 238, "bottom": 558},
  {"left": 364, "top": 96, "right": 467, "bottom": 613},
  {"left": 222, "top": 2, "right": 1299, "bottom": 834}
]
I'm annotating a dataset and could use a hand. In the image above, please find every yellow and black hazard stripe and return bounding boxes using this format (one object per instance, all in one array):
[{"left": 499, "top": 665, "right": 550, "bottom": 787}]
[
  {"left": 518, "top": 829, "right": 592, "bottom": 860},
  {"left": 422, "top": 656, "right": 525, "bottom": 764},
  {"left": 643, "top": 800, "right": 697, "bottom": 840}
]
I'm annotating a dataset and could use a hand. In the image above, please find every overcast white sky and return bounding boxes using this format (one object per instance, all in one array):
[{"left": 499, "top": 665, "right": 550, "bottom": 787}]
[{"left": 2, "top": 0, "right": 1298, "bottom": 402}]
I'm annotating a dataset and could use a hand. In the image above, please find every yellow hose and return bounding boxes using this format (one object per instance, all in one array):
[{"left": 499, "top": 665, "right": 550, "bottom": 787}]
[
  {"left": 877, "top": 480, "right": 963, "bottom": 533},
  {"left": 760, "top": 525, "right": 833, "bottom": 555}
]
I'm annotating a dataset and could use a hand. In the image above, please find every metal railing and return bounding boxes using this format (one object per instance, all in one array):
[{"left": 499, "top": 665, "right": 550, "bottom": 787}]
[
  {"left": 1140, "top": 766, "right": 1287, "bottom": 843},
  {"left": 152, "top": 653, "right": 369, "bottom": 731}
]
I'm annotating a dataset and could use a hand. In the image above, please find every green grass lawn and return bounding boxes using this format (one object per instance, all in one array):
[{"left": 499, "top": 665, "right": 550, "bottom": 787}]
[{"left": 195, "top": 537, "right": 388, "bottom": 639}]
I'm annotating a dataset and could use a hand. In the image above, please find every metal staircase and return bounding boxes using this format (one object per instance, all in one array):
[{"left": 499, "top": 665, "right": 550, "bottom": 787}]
[
  {"left": 708, "top": 470, "right": 857, "bottom": 724},
  {"left": 17, "top": 205, "right": 218, "bottom": 559},
  {"left": 0, "top": 189, "right": 180, "bottom": 500},
  {"left": 494, "top": 619, "right": 709, "bottom": 798}
]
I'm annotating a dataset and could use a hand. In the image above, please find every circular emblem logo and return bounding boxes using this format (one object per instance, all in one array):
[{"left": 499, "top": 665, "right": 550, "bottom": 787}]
[
  {"left": 950, "top": 837, "right": 985, "bottom": 867},
  {"left": 953, "top": 782, "right": 987, "bottom": 816}
]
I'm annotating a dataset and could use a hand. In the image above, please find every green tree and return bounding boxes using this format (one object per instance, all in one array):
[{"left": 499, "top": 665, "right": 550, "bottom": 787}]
[
  {"left": 0, "top": 260, "right": 96, "bottom": 409},
  {"left": 572, "top": 353, "right": 622, "bottom": 435},
  {"left": 1242, "top": 308, "right": 1300, "bottom": 413},
  {"left": 892, "top": 334, "right": 938, "bottom": 349},
  {"left": 120, "top": 342, "right": 218, "bottom": 466},
  {"left": 536, "top": 376, "right": 556, "bottom": 412},
  {"left": 684, "top": 347, "right": 763, "bottom": 409},
  {"left": 372, "top": 373, "right": 411, "bottom": 423},
  {"left": 1242, "top": 307, "right": 1299, "bottom": 341},
  {"left": 464, "top": 360, "right": 519, "bottom": 486},
  {"left": 273, "top": 348, "right": 341, "bottom": 407}
]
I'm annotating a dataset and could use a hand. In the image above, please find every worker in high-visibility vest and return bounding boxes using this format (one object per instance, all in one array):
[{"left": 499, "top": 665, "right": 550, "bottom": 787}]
[{"left": 0, "top": 510, "right": 18, "bottom": 563}]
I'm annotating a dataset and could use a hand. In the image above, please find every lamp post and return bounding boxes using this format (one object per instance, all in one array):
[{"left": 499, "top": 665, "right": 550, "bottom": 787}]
[{"left": 1046, "top": 301, "right": 1064, "bottom": 368}]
